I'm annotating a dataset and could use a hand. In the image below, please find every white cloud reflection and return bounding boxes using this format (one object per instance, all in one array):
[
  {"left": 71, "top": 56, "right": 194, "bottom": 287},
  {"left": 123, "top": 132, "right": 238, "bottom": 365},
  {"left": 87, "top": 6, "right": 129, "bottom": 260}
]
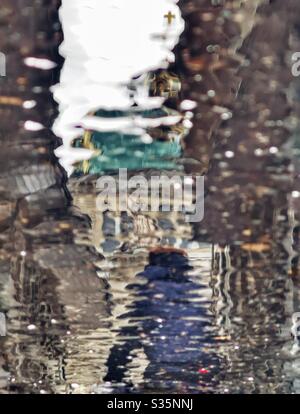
[{"left": 53, "top": 0, "right": 184, "bottom": 175}]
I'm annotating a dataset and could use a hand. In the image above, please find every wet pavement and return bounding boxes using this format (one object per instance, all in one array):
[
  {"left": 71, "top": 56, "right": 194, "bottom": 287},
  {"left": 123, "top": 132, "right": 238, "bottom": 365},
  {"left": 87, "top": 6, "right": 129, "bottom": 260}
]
[{"left": 1, "top": 0, "right": 300, "bottom": 394}]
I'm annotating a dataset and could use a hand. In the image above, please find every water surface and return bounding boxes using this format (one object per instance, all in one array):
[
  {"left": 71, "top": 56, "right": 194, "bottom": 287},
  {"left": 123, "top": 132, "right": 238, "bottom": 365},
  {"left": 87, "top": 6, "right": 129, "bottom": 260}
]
[{"left": 1, "top": 0, "right": 300, "bottom": 394}]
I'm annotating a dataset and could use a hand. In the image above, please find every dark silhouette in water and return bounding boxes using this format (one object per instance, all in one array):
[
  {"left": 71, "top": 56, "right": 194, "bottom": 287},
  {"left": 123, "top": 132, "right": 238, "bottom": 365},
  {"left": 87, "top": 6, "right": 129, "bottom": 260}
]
[{"left": 104, "top": 249, "right": 220, "bottom": 393}]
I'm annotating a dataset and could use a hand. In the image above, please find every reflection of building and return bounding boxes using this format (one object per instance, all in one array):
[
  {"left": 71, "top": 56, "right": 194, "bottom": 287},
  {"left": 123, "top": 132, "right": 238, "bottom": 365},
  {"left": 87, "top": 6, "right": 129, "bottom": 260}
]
[
  {"left": 70, "top": 172, "right": 194, "bottom": 255},
  {"left": 2, "top": 0, "right": 300, "bottom": 395},
  {"left": 73, "top": 70, "right": 187, "bottom": 175},
  {"left": 64, "top": 175, "right": 216, "bottom": 392}
]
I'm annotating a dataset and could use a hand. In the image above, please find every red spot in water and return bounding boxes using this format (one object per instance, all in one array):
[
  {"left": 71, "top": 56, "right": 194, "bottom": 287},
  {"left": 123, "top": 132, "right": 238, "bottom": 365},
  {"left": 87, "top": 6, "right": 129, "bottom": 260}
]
[{"left": 198, "top": 368, "right": 209, "bottom": 374}]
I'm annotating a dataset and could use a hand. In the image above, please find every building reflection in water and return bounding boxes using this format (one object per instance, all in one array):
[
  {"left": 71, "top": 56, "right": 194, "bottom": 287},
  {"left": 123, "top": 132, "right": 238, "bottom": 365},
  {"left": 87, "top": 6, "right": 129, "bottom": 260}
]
[{"left": 1, "top": 0, "right": 300, "bottom": 394}]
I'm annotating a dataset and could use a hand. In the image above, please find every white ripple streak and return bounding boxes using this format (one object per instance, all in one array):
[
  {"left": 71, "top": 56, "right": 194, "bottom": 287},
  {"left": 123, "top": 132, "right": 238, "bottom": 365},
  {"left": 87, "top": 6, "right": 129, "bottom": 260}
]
[{"left": 53, "top": 0, "right": 184, "bottom": 176}]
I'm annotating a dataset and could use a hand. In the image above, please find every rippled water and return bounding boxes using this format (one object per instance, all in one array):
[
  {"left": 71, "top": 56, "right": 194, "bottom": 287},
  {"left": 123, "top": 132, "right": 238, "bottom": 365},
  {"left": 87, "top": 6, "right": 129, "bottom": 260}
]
[{"left": 1, "top": 0, "right": 300, "bottom": 394}]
